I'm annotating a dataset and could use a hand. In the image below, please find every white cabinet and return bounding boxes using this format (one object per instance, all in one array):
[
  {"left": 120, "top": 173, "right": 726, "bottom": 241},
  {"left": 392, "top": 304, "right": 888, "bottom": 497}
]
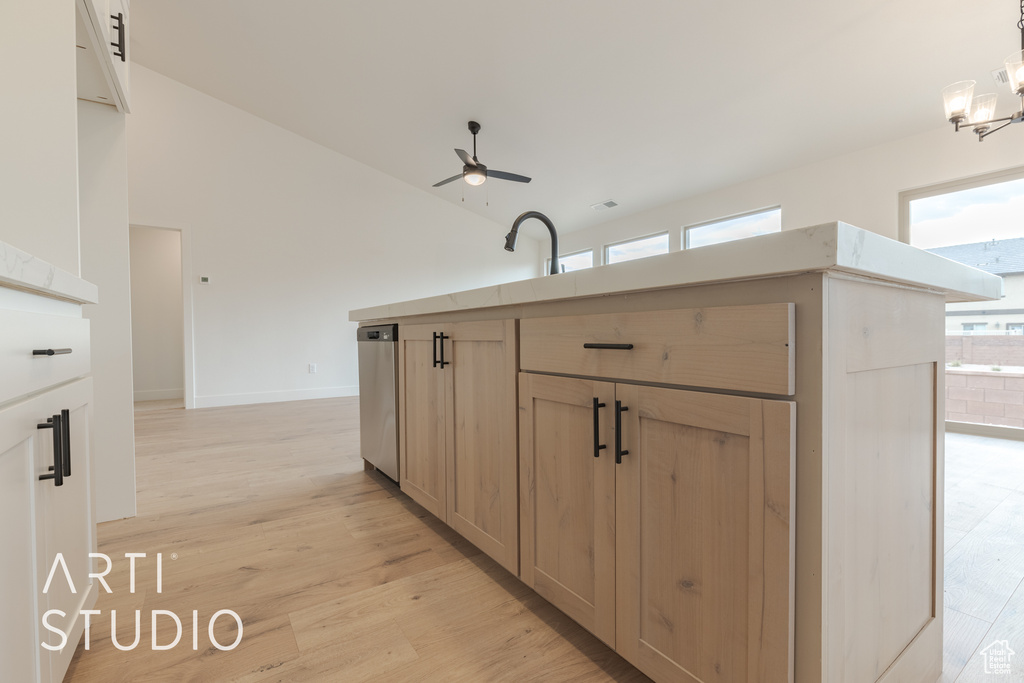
[
  {"left": 0, "top": 378, "right": 98, "bottom": 683},
  {"left": 105, "top": 0, "right": 130, "bottom": 110},
  {"left": 0, "top": 280, "right": 98, "bottom": 683},
  {"left": 76, "top": 0, "right": 130, "bottom": 112}
]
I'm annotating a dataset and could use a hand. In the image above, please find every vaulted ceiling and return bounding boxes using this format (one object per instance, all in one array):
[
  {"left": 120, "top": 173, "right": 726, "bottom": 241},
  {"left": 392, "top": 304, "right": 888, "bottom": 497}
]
[{"left": 130, "top": 0, "right": 1012, "bottom": 233}]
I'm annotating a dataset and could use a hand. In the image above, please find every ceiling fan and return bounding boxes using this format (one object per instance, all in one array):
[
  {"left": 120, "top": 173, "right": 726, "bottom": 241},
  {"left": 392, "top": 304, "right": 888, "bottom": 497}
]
[{"left": 432, "top": 121, "right": 532, "bottom": 188}]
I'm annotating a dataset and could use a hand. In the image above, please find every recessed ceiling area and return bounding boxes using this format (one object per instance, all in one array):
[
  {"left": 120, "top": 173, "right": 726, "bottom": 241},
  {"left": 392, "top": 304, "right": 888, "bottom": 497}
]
[{"left": 129, "top": 0, "right": 1011, "bottom": 234}]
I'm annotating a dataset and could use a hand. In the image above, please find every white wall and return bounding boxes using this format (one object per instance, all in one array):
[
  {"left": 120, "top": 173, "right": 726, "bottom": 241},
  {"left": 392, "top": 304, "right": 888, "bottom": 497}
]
[
  {"left": 0, "top": 2, "right": 80, "bottom": 275},
  {"left": 129, "top": 226, "right": 184, "bottom": 401},
  {"left": 78, "top": 100, "right": 137, "bottom": 523},
  {"left": 127, "top": 66, "right": 540, "bottom": 408},
  {"left": 558, "top": 124, "right": 1024, "bottom": 260}
]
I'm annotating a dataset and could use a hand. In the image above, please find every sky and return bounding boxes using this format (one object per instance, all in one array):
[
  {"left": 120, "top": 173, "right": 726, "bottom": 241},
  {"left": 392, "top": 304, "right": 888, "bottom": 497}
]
[{"left": 911, "top": 177, "right": 1024, "bottom": 249}]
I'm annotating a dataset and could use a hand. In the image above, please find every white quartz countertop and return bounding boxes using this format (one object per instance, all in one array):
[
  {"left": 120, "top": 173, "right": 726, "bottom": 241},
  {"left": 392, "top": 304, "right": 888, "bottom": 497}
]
[
  {"left": 0, "top": 240, "right": 98, "bottom": 304},
  {"left": 350, "top": 222, "right": 1003, "bottom": 322}
]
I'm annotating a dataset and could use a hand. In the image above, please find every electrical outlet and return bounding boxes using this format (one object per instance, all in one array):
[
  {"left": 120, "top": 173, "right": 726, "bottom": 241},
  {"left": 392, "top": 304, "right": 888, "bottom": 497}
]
[{"left": 308, "top": 363, "right": 317, "bottom": 374}]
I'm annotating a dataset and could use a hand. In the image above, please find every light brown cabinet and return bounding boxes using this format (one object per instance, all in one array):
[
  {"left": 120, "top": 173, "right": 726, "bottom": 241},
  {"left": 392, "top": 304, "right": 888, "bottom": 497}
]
[
  {"left": 398, "top": 320, "right": 519, "bottom": 573},
  {"left": 518, "top": 374, "right": 617, "bottom": 645},
  {"left": 355, "top": 225, "right": 989, "bottom": 682},
  {"left": 519, "top": 373, "right": 795, "bottom": 683}
]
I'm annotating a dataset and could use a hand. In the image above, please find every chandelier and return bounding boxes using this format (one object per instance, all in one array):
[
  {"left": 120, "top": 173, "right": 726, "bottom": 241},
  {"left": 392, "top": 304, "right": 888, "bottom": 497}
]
[{"left": 942, "top": 2, "right": 1024, "bottom": 140}]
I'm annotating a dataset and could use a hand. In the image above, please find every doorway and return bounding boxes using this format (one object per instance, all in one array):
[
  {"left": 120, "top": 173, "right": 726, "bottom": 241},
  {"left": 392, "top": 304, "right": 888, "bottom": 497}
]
[{"left": 129, "top": 225, "right": 185, "bottom": 407}]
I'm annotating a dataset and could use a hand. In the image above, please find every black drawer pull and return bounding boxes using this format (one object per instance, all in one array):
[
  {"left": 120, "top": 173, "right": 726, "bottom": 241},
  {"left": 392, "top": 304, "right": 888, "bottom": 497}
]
[
  {"left": 37, "top": 414, "right": 64, "bottom": 487},
  {"left": 583, "top": 343, "right": 634, "bottom": 350},
  {"left": 615, "top": 400, "right": 629, "bottom": 465},
  {"left": 33, "top": 348, "right": 72, "bottom": 356},
  {"left": 61, "top": 409, "right": 71, "bottom": 477},
  {"left": 438, "top": 332, "right": 450, "bottom": 368},
  {"left": 111, "top": 13, "right": 126, "bottom": 62},
  {"left": 593, "top": 397, "right": 607, "bottom": 458}
]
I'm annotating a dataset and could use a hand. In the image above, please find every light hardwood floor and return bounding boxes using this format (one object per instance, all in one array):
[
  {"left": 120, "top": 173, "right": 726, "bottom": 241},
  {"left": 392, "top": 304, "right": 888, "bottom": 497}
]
[
  {"left": 65, "top": 398, "right": 648, "bottom": 682},
  {"left": 941, "top": 432, "right": 1024, "bottom": 682},
  {"left": 65, "top": 400, "right": 1024, "bottom": 682}
]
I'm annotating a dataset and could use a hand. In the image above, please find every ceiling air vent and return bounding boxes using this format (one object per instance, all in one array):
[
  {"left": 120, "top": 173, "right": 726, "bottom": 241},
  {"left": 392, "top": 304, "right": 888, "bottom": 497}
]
[
  {"left": 591, "top": 199, "right": 619, "bottom": 211},
  {"left": 993, "top": 67, "right": 1010, "bottom": 86}
]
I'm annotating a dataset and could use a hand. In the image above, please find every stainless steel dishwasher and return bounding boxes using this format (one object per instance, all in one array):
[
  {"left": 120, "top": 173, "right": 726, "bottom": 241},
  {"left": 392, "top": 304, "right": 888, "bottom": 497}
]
[{"left": 356, "top": 324, "right": 399, "bottom": 481}]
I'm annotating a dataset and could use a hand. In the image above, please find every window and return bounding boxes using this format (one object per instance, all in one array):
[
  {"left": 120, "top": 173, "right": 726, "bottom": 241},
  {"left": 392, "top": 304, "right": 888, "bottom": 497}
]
[
  {"left": 904, "top": 169, "right": 1024, "bottom": 432},
  {"left": 605, "top": 233, "right": 669, "bottom": 265},
  {"left": 684, "top": 207, "right": 782, "bottom": 249},
  {"left": 546, "top": 250, "right": 594, "bottom": 274}
]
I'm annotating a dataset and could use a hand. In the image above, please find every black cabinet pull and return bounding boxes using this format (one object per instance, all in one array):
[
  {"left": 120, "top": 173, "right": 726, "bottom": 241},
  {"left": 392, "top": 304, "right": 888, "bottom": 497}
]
[
  {"left": 61, "top": 409, "right": 71, "bottom": 477},
  {"left": 432, "top": 332, "right": 440, "bottom": 368},
  {"left": 583, "top": 343, "right": 634, "bottom": 350},
  {"left": 615, "top": 400, "right": 629, "bottom": 464},
  {"left": 33, "top": 348, "right": 72, "bottom": 356},
  {"left": 37, "top": 414, "right": 64, "bottom": 487},
  {"left": 438, "top": 332, "right": 450, "bottom": 368},
  {"left": 111, "top": 13, "right": 126, "bottom": 62},
  {"left": 593, "top": 397, "right": 607, "bottom": 458}
]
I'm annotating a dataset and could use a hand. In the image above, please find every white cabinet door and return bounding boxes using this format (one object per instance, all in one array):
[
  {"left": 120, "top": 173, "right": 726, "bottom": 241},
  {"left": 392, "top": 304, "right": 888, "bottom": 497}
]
[
  {"left": 35, "top": 378, "right": 97, "bottom": 682},
  {"left": 106, "top": 0, "right": 130, "bottom": 110},
  {"left": 77, "top": 0, "right": 130, "bottom": 112},
  {"left": 0, "top": 414, "right": 42, "bottom": 683},
  {"left": 0, "top": 378, "right": 97, "bottom": 683}
]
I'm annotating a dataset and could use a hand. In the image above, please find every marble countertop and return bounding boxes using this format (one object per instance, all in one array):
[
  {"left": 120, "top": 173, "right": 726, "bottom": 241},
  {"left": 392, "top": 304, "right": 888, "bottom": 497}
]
[
  {"left": 0, "top": 240, "right": 98, "bottom": 304},
  {"left": 350, "top": 222, "right": 1003, "bottom": 322}
]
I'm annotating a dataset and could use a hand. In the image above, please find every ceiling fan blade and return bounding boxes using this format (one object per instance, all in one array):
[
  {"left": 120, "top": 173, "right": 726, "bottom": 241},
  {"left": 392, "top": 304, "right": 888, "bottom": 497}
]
[
  {"left": 432, "top": 173, "right": 463, "bottom": 188},
  {"left": 455, "top": 149, "right": 477, "bottom": 166},
  {"left": 487, "top": 169, "right": 532, "bottom": 184}
]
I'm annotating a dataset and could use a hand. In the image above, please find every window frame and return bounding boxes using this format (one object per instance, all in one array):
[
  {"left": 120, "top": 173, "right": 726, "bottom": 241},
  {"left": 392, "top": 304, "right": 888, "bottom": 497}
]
[
  {"left": 545, "top": 248, "right": 595, "bottom": 274},
  {"left": 682, "top": 206, "right": 782, "bottom": 250},
  {"left": 603, "top": 231, "right": 670, "bottom": 266},
  {"left": 898, "top": 166, "right": 1024, "bottom": 245}
]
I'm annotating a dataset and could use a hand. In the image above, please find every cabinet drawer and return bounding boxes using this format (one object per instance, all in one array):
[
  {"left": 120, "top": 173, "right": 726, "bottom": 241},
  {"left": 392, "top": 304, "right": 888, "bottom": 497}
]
[
  {"left": 0, "top": 311, "right": 90, "bottom": 405},
  {"left": 520, "top": 303, "right": 794, "bottom": 395}
]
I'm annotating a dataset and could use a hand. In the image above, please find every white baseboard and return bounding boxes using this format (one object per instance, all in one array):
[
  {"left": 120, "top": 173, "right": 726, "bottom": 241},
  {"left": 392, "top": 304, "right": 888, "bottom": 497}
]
[
  {"left": 193, "top": 385, "right": 358, "bottom": 409},
  {"left": 134, "top": 388, "right": 184, "bottom": 401}
]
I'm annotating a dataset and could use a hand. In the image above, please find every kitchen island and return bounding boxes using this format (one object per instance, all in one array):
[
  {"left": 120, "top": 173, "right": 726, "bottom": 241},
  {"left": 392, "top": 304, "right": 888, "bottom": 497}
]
[{"left": 350, "top": 222, "right": 1001, "bottom": 683}]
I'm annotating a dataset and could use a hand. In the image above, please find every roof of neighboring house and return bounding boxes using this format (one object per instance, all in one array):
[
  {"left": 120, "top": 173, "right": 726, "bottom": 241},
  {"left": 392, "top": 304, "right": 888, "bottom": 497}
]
[{"left": 928, "top": 238, "right": 1024, "bottom": 276}]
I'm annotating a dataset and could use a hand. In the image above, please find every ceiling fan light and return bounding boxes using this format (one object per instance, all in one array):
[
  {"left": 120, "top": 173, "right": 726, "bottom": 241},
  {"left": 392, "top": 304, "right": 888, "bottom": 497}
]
[
  {"left": 464, "top": 168, "right": 486, "bottom": 186},
  {"left": 1004, "top": 51, "right": 1024, "bottom": 96},
  {"left": 941, "top": 80, "right": 975, "bottom": 122}
]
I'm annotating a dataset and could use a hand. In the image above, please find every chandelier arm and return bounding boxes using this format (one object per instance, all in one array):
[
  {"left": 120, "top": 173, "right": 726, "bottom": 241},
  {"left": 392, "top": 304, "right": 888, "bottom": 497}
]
[
  {"left": 969, "top": 113, "right": 1020, "bottom": 127},
  {"left": 978, "top": 119, "right": 1016, "bottom": 140}
]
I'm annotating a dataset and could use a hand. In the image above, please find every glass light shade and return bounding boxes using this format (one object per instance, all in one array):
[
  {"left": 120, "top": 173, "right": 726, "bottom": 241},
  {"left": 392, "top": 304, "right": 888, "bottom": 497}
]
[
  {"left": 970, "top": 93, "right": 998, "bottom": 125},
  {"left": 1005, "top": 50, "right": 1024, "bottom": 95},
  {"left": 942, "top": 80, "right": 975, "bottom": 121},
  {"left": 464, "top": 168, "right": 486, "bottom": 185}
]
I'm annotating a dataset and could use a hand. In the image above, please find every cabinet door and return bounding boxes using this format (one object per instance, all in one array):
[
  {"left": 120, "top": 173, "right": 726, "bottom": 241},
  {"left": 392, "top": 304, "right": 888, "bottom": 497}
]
[
  {"left": 615, "top": 385, "right": 795, "bottom": 683},
  {"left": 398, "top": 323, "right": 447, "bottom": 519},
  {"left": 0, "top": 377, "right": 98, "bottom": 683},
  {"left": 446, "top": 320, "right": 519, "bottom": 573},
  {"left": 106, "top": 0, "right": 130, "bottom": 110},
  {"left": 519, "top": 373, "right": 616, "bottom": 645},
  {"left": 0, "top": 404, "right": 42, "bottom": 683},
  {"left": 37, "top": 379, "right": 97, "bottom": 682}
]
